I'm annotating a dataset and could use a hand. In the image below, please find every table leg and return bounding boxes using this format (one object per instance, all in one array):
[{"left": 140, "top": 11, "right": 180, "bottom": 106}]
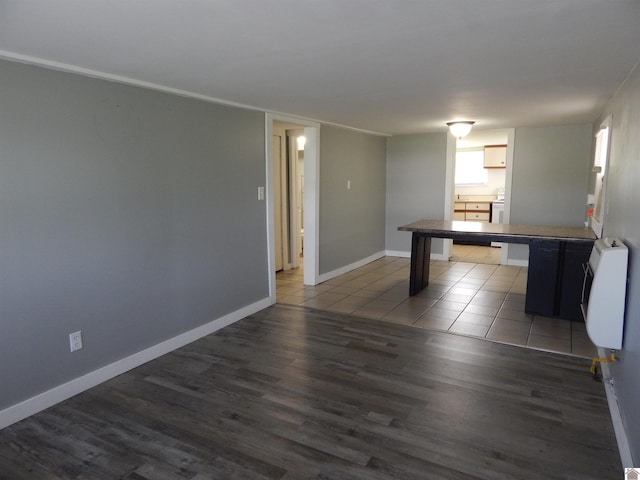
[{"left": 410, "top": 233, "right": 431, "bottom": 296}]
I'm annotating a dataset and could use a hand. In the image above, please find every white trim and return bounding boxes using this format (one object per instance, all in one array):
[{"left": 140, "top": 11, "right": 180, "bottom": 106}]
[
  {"left": 501, "top": 129, "right": 516, "bottom": 266},
  {"left": 385, "top": 250, "right": 411, "bottom": 258},
  {"left": 317, "top": 251, "right": 385, "bottom": 283},
  {"left": 0, "top": 297, "right": 272, "bottom": 431},
  {"left": 266, "top": 114, "right": 321, "bottom": 298},
  {"left": 385, "top": 250, "right": 448, "bottom": 262},
  {"left": 590, "top": 115, "right": 613, "bottom": 239},
  {"left": 286, "top": 131, "right": 303, "bottom": 269},
  {"left": 0, "top": 50, "right": 388, "bottom": 138},
  {"left": 265, "top": 120, "right": 277, "bottom": 302},
  {"left": 598, "top": 347, "right": 634, "bottom": 467},
  {"left": 0, "top": 50, "right": 267, "bottom": 114},
  {"left": 443, "top": 134, "right": 457, "bottom": 260}
]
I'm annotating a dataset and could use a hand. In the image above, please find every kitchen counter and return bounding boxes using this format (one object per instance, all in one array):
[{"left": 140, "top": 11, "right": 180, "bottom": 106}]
[
  {"left": 454, "top": 195, "right": 497, "bottom": 202},
  {"left": 398, "top": 219, "right": 596, "bottom": 243},
  {"left": 398, "top": 219, "right": 596, "bottom": 320}
]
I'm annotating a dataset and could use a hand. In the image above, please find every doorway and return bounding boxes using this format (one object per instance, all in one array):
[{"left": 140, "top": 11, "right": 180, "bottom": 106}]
[
  {"left": 272, "top": 123, "right": 305, "bottom": 272},
  {"left": 266, "top": 114, "right": 320, "bottom": 302},
  {"left": 443, "top": 129, "right": 515, "bottom": 265}
]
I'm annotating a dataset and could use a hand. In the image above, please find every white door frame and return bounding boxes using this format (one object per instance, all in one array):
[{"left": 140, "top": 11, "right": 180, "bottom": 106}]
[
  {"left": 286, "top": 129, "right": 304, "bottom": 269},
  {"left": 271, "top": 127, "right": 288, "bottom": 271},
  {"left": 442, "top": 134, "right": 457, "bottom": 261},
  {"left": 501, "top": 129, "right": 516, "bottom": 265},
  {"left": 443, "top": 128, "right": 515, "bottom": 264},
  {"left": 266, "top": 113, "right": 320, "bottom": 302}
]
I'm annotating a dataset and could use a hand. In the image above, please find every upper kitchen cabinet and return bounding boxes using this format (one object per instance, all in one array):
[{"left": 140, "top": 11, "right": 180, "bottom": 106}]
[{"left": 484, "top": 144, "right": 507, "bottom": 168}]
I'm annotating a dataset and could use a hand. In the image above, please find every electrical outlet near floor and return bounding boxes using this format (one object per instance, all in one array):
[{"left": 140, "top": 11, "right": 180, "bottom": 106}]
[{"left": 69, "top": 331, "right": 83, "bottom": 352}]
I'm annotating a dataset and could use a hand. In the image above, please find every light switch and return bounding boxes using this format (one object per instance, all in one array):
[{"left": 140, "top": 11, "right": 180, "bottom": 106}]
[
  {"left": 347, "top": 180, "right": 351, "bottom": 190},
  {"left": 257, "top": 186, "right": 265, "bottom": 201}
]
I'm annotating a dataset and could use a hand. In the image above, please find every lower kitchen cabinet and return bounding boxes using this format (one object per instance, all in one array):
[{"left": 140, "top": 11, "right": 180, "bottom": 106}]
[
  {"left": 526, "top": 239, "right": 593, "bottom": 321},
  {"left": 454, "top": 201, "right": 491, "bottom": 221}
]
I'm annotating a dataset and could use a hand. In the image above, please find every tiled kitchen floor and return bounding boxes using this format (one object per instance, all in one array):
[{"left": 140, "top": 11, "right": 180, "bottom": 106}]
[
  {"left": 276, "top": 248, "right": 597, "bottom": 358},
  {"left": 449, "top": 243, "right": 502, "bottom": 264}
]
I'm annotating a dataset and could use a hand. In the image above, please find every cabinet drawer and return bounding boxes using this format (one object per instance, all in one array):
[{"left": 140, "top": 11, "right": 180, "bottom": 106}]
[
  {"left": 454, "top": 202, "right": 466, "bottom": 210},
  {"left": 453, "top": 212, "right": 465, "bottom": 221},
  {"left": 466, "top": 202, "right": 490, "bottom": 211},
  {"left": 465, "top": 212, "right": 490, "bottom": 221}
]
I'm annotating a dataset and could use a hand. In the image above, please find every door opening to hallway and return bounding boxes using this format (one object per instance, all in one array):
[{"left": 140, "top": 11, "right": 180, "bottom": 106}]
[{"left": 273, "top": 122, "right": 305, "bottom": 272}]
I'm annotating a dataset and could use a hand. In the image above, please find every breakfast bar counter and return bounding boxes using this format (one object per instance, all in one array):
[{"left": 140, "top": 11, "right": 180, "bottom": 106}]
[{"left": 398, "top": 220, "right": 597, "bottom": 320}]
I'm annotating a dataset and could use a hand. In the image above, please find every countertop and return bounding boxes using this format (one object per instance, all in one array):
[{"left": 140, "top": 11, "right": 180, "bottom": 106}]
[
  {"left": 398, "top": 219, "right": 596, "bottom": 243},
  {"left": 454, "top": 195, "right": 497, "bottom": 202}
]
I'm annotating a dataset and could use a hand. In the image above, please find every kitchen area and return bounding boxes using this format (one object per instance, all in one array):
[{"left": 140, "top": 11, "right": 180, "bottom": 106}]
[{"left": 452, "top": 130, "right": 509, "bottom": 262}]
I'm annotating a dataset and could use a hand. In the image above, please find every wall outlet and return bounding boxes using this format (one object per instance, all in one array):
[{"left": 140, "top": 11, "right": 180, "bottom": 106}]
[{"left": 69, "top": 331, "right": 83, "bottom": 352}]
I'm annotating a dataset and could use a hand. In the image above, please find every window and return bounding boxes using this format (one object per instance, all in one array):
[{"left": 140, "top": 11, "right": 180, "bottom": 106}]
[
  {"left": 455, "top": 149, "right": 488, "bottom": 185},
  {"left": 591, "top": 116, "right": 611, "bottom": 238}
]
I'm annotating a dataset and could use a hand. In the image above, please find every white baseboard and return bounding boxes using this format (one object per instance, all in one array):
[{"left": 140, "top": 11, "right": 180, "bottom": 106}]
[
  {"left": 385, "top": 250, "right": 448, "bottom": 261},
  {"left": 0, "top": 297, "right": 272, "bottom": 431},
  {"left": 385, "top": 250, "right": 410, "bottom": 258},
  {"left": 598, "top": 347, "right": 635, "bottom": 467},
  {"left": 317, "top": 251, "right": 386, "bottom": 283}
]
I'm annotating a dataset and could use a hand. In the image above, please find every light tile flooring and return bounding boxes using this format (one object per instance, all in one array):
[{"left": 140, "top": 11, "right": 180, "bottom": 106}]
[
  {"left": 276, "top": 246, "right": 598, "bottom": 358},
  {"left": 449, "top": 243, "right": 502, "bottom": 264}
]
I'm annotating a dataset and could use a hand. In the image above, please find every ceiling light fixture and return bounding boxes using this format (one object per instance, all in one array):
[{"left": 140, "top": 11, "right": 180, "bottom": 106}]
[{"left": 447, "top": 121, "right": 475, "bottom": 139}]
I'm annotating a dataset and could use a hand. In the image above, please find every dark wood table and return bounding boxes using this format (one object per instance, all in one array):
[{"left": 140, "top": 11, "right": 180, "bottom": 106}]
[{"left": 398, "top": 220, "right": 597, "bottom": 320}]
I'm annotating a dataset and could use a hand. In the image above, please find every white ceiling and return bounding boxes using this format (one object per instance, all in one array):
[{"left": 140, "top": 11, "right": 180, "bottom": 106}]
[{"left": 1, "top": 0, "right": 640, "bottom": 135}]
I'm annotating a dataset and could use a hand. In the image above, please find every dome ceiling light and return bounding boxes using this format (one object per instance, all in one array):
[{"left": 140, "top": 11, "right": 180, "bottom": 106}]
[{"left": 447, "top": 121, "right": 475, "bottom": 139}]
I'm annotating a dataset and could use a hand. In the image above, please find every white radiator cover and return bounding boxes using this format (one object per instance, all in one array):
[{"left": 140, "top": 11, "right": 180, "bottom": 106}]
[{"left": 581, "top": 238, "right": 629, "bottom": 350}]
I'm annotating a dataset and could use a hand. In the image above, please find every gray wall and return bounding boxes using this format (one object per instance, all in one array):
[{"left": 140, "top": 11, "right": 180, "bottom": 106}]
[
  {"left": 510, "top": 124, "right": 592, "bottom": 225},
  {"left": 383, "top": 128, "right": 591, "bottom": 262},
  {"left": 599, "top": 60, "right": 640, "bottom": 463},
  {"left": 0, "top": 60, "right": 268, "bottom": 410},
  {"left": 507, "top": 124, "right": 593, "bottom": 262},
  {"left": 385, "top": 133, "right": 449, "bottom": 255},
  {"left": 318, "top": 126, "right": 387, "bottom": 274}
]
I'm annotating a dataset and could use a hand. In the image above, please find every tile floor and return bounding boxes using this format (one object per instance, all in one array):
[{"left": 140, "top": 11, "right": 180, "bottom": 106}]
[
  {"left": 276, "top": 246, "right": 598, "bottom": 358},
  {"left": 449, "top": 242, "right": 502, "bottom": 264}
]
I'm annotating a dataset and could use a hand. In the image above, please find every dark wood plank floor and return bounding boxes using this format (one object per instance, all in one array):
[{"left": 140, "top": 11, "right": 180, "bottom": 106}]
[{"left": 0, "top": 305, "right": 620, "bottom": 479}]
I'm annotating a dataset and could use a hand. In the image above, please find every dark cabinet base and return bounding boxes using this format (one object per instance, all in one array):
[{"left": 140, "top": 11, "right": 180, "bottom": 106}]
[
  {"left": 558, "top": 241, "right": 593, "bottom": 320},
  {"left": 453, "top": 239, "right": 492, "bottom": 247},
  {"left": 526, "top": 240, "right": 592, "bottom": 321},
  {"left": 525, "top": 240, "right": 561, "bottom": 318},
  {"left": 409, "top": 231, "right": 593, "bottom": 321}
]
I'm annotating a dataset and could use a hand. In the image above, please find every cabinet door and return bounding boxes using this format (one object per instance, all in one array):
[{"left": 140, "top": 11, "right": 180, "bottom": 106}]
[
  {"left": 526, "top": 240, "right": 560, "bottom": 316},
  {"left": 466, "top": 202, "right": 490, "bottom": 211},
  {"left": 465, "top": 212, "right": 490, "bottom": 221},
  {"left": 484, "top": 145, "right": 507, "bottom": 168}
]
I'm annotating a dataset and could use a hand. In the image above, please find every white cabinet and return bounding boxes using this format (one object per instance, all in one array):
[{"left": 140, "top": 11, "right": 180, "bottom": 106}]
[
  {"left": 484, "top": 145, "right": 507, "bottom": 168},
  {"left": 454, "top": 201, "right": 491, "bottom": 222}
]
